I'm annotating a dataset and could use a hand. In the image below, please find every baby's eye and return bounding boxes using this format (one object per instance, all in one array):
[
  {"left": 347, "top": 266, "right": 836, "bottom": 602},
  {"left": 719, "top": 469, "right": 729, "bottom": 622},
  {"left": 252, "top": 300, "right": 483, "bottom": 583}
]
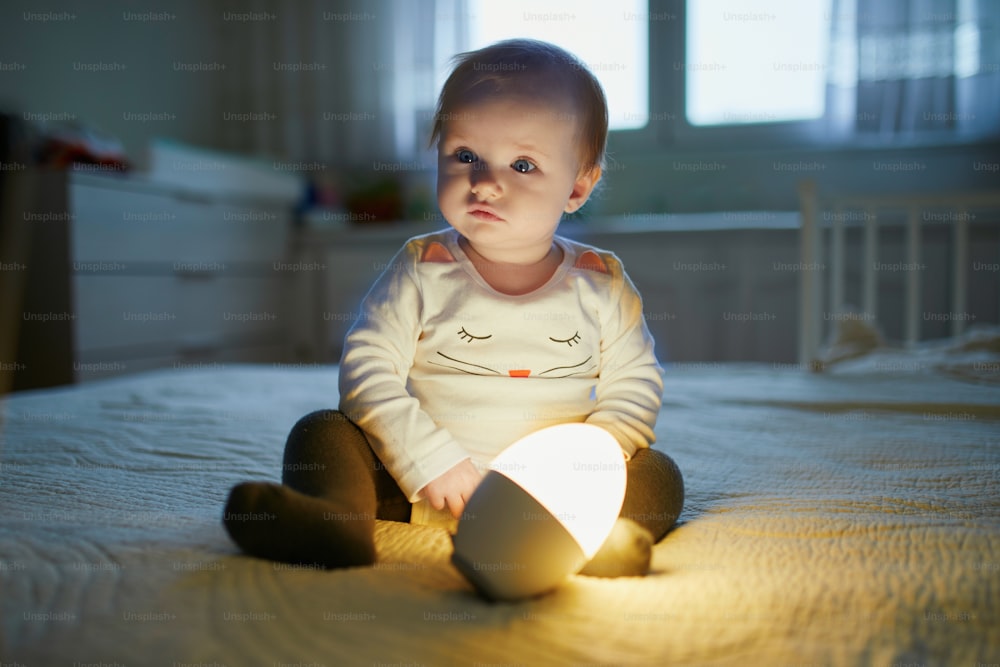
[
  {"left": 458, "top": 326, "right": 492, "bottom": 343},
  {"left": 455, "top": 149, "right": 477, "bottom": 164},
  {"left": 511, "top": 159, "right": 536, "bottom": 173},
  {"left": 549, "top": 332, "right": 581, "bottom": 347}
]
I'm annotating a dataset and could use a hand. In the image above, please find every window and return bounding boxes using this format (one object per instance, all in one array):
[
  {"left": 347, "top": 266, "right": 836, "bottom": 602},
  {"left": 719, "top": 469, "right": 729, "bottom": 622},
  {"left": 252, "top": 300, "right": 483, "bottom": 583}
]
[
  {"left": 685, "top": 0, "right": 832, "bottom": 126},
  {"left": 435, "top": 0, "right": 998, "bottom": 149},
  {"left": 660, "top": 0, "right": 1000, "bottom": 147},
  {"left": 453, "top": 0, "right": 650, "bottom": 130}
]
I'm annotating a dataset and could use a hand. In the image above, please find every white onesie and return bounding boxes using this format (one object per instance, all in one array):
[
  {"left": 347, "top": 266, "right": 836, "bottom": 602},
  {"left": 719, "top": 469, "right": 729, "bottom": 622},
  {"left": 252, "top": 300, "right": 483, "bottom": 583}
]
[{"left": 338, "top": 228, "right": 663, "bottom": 526}]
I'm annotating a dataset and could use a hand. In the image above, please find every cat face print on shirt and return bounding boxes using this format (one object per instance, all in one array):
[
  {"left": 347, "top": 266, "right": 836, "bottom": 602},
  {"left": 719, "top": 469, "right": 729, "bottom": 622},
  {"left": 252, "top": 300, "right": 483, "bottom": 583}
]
[
  {"left": 418, "top": 240, "right": 608, "bottom": 380},
  {"left": 429, "top": 323, "right": 595, "bottom": 378}
]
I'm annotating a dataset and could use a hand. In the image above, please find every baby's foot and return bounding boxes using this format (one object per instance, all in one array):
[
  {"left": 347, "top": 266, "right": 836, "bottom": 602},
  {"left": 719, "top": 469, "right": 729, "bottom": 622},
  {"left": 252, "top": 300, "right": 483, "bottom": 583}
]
[
  {"left": 223, "top": 482, "right": 376, "bottom": 569},
  {"left": 577, "top": 518, "right": 653, "bottom": 578}
]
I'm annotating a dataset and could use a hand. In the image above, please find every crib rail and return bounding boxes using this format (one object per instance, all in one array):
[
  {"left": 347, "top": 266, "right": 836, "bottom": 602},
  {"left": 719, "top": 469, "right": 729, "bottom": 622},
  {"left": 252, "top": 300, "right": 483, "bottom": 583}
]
[{"left": 797, "top": 181, "right": 1000, "bottom": 366}]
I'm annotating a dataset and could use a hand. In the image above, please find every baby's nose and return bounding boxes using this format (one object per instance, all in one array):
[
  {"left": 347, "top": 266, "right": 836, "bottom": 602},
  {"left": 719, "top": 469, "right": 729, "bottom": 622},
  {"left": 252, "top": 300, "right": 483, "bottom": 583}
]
[{"left": 470, "top": 164, "right": 501, "bottom": 194}]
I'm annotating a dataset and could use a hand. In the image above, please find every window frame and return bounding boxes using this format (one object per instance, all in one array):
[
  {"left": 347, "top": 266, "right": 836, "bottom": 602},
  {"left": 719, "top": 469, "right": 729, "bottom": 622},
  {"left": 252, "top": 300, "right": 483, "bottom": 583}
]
[{"left": 607, "top": 0, "right": 999, "bottom": 159}]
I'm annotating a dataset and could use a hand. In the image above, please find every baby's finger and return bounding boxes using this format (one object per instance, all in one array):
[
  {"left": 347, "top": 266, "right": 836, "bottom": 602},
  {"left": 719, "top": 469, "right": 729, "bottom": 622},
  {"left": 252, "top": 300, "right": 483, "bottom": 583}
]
[
  {"left": 447, "top": 494, "right": 466, "bottom": 519},
  {"left": 427, "top": 489, "right": 446, "bottom": 511}
]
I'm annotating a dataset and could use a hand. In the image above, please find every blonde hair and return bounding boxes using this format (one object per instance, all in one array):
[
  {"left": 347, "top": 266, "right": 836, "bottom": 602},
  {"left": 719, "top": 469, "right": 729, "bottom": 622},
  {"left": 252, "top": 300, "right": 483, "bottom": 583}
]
[{"left": 429, "top": 38, "right": 608, "bottom": 174}]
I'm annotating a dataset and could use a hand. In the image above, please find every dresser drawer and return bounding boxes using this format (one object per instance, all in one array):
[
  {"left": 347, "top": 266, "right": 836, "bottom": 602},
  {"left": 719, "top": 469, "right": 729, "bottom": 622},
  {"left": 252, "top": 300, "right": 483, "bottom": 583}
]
[
  {"left": 73, "top": 274, "right": 289, "bottom": 353},
  {"left": 70, "top": 182, "right": 291, "bottom": 263}
]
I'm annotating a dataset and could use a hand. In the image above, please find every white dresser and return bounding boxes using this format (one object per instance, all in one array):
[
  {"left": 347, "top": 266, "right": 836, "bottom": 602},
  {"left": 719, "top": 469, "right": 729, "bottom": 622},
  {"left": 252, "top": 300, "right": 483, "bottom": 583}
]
[{"left": 68, "top": 172, "right": 299, "bottom": 381}]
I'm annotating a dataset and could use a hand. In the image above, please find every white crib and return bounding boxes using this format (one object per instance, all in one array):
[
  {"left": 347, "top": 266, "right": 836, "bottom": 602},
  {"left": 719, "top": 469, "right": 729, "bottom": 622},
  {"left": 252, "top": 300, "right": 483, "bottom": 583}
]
[{"left": 797, "top": 181, "right": 1000, "bottom": 366}]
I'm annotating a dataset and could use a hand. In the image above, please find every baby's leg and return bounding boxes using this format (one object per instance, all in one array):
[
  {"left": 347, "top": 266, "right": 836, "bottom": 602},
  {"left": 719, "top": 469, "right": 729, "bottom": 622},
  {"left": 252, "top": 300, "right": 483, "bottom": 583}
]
[
  {"left": 223, "top": 410, "right": 409, "bottom": 568},
  {"left": 579, "top": 448, "right": 684, "bottom": 577},
  {"left": 620, "top": 447, "right": 685, "bottom": 541}
]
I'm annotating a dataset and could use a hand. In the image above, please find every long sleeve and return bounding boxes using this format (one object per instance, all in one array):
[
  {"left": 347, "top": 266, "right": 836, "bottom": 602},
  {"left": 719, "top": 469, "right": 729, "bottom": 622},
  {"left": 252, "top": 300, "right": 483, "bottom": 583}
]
[
  {"left": 338, "top": 244, "right": 473, "bottom": 501},
  {"left": 585, "top": 261, "right": 664, "bottom": 458}
]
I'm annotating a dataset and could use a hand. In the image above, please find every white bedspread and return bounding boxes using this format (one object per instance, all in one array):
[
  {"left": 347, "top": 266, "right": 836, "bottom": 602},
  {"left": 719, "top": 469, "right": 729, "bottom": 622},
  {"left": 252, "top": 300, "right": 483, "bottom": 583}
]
[{"left": 1, "top": 351, "right": 998, "bottom": 665}]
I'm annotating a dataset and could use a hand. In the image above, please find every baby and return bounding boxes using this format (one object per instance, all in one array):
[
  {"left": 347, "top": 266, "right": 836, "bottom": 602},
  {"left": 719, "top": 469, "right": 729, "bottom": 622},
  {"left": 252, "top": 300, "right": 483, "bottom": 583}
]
[{"left": 224, "top": 38, "right": 684, "bottom": 576}]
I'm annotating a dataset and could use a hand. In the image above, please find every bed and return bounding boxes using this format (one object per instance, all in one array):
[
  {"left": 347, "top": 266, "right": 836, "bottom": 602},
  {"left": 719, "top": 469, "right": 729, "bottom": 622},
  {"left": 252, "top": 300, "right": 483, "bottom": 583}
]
[{"left": 1, "top": 330, "right": 998, "bottom": 666}]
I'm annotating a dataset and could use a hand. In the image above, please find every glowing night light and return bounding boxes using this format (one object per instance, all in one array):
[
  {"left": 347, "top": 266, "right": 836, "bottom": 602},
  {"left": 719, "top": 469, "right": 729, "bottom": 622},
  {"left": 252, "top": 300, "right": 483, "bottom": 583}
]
[{"left": 451, "top": 423, "right": 627, "bottom": 601}]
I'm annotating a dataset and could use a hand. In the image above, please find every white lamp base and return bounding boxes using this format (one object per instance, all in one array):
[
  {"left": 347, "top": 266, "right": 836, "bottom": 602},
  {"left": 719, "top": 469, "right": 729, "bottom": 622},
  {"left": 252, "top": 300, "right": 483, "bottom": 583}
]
[{"left": 451, "top": 471, "right": 586, "bottom": 601}]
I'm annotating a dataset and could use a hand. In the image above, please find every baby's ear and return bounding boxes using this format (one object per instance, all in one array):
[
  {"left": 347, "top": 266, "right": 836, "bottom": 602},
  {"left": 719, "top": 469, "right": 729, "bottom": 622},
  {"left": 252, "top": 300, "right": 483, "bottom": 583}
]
[
  {"left": 565, "top": 165, "right": 602, "bottom": 214},
  {"left": 420, "top": 241, "right": 455, "bottom": 263}
]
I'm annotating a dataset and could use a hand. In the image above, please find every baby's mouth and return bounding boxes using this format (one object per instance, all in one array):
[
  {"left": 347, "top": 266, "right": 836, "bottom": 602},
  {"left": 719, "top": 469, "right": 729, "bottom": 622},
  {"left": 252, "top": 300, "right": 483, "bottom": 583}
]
[{"left": 468, "top": 207, "right": 503, "bottom": 221}]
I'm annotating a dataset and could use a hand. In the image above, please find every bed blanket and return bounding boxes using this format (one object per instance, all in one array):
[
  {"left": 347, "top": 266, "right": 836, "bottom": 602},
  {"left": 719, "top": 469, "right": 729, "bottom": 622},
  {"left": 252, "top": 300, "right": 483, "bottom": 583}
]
[{"left": 1, "top": 355, "right": 997, "bottom": 666}]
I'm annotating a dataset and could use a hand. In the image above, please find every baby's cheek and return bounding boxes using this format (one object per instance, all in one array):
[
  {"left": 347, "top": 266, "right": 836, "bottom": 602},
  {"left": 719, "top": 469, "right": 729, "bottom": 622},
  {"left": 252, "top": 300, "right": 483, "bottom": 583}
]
[{"left": 435, "top": 171, "right": 462, "bottom": 208}]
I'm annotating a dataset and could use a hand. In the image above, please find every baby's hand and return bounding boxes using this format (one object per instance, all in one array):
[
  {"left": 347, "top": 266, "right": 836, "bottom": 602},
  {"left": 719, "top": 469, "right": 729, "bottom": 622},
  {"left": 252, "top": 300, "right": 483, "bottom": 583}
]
[{"left": 420, "top": 459, "right": 483, "bottom": 519}]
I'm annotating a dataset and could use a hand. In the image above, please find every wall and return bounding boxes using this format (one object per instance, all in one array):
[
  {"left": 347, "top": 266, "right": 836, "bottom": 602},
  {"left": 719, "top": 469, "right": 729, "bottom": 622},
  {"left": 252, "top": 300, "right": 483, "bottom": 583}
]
[
  {"left": 0, "top": 0, "right": 222, "bottom": 169},
  {"left": 592, "top": 142, "right": 1000, "bottom": 215}
]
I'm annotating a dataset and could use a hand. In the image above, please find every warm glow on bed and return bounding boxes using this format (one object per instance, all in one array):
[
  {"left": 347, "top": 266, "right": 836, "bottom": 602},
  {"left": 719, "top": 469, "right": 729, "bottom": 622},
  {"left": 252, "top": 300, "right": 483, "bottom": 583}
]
[{"left": 451, "top": 423, "right": 627, "bottom": 600}]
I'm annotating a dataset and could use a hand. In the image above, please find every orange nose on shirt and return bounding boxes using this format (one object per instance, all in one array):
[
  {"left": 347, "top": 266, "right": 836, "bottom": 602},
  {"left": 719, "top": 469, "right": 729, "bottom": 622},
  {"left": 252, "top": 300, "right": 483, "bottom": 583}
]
[{"left": 509, "top": 370, "right": 531, "bottom": 378}]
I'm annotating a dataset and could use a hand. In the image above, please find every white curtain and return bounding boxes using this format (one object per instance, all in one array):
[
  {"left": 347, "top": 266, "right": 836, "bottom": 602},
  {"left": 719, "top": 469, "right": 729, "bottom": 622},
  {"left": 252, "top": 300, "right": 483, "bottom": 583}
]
[
  {"left": 826, "top": 0, "right": 1000, "bottom": 141},
  {"left": 214, "top": 0, "right": 443, "bottom": 166}
]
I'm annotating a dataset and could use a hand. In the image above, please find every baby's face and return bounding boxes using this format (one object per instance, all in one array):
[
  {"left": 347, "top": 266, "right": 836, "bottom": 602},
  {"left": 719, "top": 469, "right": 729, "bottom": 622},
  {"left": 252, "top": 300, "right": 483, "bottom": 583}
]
[{"left": 436, "top": 95, "right": 596, "bottom": 262}]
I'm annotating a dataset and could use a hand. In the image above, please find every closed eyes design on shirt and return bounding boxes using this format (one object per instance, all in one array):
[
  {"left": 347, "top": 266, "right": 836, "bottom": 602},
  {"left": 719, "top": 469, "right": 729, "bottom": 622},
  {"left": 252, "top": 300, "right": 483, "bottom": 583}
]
[
  {"left": 417, "top": 239, "right": 609, "bottom": 379},
  {"left": 429, "top": 328, "right": 596, "bottom": 378}
]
